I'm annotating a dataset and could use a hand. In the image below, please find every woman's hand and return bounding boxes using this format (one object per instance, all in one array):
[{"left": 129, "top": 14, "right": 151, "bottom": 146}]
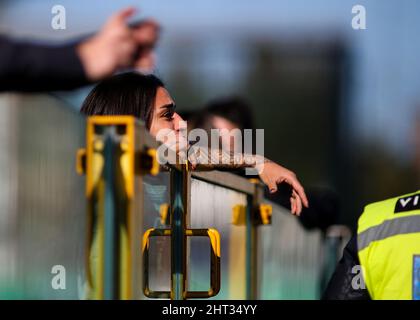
[{"left": 257, "top": 161, "right": 309, "bottom": 216}]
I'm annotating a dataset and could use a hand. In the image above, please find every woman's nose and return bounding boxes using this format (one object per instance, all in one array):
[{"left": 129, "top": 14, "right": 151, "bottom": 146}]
[{"left": 173, "top": 113, "right": 186, "bottom": 132}]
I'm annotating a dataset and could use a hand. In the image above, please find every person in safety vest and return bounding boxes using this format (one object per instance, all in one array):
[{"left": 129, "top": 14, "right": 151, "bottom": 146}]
[{"left": 323, "top": 190, "right": 420, "bottom": 300}]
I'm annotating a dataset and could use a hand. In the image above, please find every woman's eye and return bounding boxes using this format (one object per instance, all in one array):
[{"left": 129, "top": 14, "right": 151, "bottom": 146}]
[{"left": 164, "top": 112, "right": 174, "bottom": 120}]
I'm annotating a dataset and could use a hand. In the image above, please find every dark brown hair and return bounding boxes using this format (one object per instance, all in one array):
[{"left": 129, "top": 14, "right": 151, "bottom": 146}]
[{"left": 80, "top": 72, "right": 164, "bottom": 129}]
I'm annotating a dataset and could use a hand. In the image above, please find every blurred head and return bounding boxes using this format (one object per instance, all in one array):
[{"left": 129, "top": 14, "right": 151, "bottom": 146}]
[
  {"left": 203, "top": 97, "right": 255, "bottom": 132},
  {"left": 194, "top": 97, "right": 256, "bottom": 153},
  {"left": 80, "top": 72, "right": 183, "bottom": 138}
]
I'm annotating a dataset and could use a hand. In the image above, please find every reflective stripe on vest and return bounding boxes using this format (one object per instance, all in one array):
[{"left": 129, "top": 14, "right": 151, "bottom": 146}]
[
  {"left": 357, "top": 190, "right": 420, "bottom": 300},
  {"left": 358, "top": 215, "right": 420, "bottom": 251}
]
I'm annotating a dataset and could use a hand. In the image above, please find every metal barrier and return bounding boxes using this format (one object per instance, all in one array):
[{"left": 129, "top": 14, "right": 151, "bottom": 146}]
[{"left": 0, "top": 97, "right": 350, "bottom": 299}]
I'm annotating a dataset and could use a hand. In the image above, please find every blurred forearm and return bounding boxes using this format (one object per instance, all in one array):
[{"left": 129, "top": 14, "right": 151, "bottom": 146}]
[
  {"left": 0, "top": 36, "right": 90, "bottom": 92},
  {"left": 186, "top": 145, "right": 266, "bottom": 170}
]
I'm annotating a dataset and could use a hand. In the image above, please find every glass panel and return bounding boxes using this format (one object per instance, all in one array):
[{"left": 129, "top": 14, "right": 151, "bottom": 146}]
[
  {"left": 141, "top": 172, "right": 171, "bottom": 297},
  {"left": 189, "top": 177, "right": 247, "bottom": 299},
  {"left": 0, "top": 94, "right": 86, "bottom": 299},
  {"left": 258, "top": 201, "right": 323, "bottom": 299}
]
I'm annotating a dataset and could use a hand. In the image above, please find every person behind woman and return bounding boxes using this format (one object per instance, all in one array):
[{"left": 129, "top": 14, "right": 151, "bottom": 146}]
[
  {"left": 80, "top": 72, "right": 308, "bottom": 215},
  {"left": 188, "top": 96, "right": 338, "bottom": 231}
]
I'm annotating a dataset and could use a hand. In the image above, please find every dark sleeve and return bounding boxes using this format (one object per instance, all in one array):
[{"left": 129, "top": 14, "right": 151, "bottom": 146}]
[
  {"left": 0, "top": 36, "right": 91, "bottom": 92},
  {"left": 322, "top": 235, "right": 371, "bottom": 300}
]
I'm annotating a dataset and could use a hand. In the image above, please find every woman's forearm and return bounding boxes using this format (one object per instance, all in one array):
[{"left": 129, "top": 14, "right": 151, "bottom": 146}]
[{"left": 186, "top": 145, "right": 271, "bottom": 171}]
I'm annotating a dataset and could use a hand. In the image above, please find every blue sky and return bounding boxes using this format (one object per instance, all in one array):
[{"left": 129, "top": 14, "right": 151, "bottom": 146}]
[{"left": 1, "top": 0, "right": 419, "bottom": 161}]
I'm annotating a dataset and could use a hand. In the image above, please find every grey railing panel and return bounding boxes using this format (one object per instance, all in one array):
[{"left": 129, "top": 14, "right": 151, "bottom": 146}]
[
  {"left": 189, "top": 177, "right": 248, "bottom": 299},
  {"left": 191, "top": 171, "right": 255, "bottom": 195},
  {"left": 258, "top": 201, "right": 323, "bottom": 299},
  {"left": 0, "top": 94, "right": 86, "bottom": 299}
]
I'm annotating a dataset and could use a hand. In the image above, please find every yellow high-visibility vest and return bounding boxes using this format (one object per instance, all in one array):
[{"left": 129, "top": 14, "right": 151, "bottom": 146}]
[{"left": 357, "top": 190, "right": 420, "bottom": 300}]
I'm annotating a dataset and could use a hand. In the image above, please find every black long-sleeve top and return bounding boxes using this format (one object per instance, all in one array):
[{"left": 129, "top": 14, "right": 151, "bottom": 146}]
[{"left": 0, "top": 35, "right": 90, "bottom": 92}]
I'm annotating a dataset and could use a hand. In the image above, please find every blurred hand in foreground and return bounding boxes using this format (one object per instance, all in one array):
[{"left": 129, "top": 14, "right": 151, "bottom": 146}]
[{"left": 77, "top": 7, "right": 160, "bottom": 81}]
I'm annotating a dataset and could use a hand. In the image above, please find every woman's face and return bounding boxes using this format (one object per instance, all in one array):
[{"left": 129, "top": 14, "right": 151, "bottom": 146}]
[
  {"left": 149, "top": 87, "right": 183, "bottom": 137},
  {"left": 149, "top": 87, "right": 188, "bottom": 154}
]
